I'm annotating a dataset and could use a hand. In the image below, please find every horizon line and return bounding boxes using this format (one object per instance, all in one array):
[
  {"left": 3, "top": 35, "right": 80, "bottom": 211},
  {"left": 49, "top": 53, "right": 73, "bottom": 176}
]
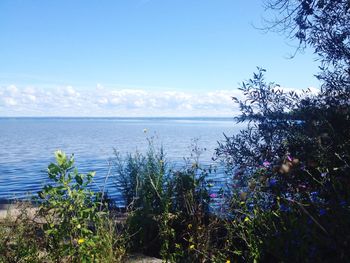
[{"left": 0, "top": 116, "right": 235, "bottom": 119}]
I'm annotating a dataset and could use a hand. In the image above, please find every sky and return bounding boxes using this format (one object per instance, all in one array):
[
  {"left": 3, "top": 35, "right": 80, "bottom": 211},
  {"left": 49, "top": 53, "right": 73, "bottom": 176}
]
[{"left": 0, "top": 0, "right": 321, "bottom": 117}]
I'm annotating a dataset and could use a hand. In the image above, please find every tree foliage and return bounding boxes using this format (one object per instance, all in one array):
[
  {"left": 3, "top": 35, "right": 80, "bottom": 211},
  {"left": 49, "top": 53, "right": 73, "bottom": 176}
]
[
  {"left": 214, "top": 0, "right": 350, "bottom": 261},
  {"left": 264, "top": 0, "right": 350, "bottom": 65},
  {"left": 264, "top": 0, "right": 350, "bottom": 102}
]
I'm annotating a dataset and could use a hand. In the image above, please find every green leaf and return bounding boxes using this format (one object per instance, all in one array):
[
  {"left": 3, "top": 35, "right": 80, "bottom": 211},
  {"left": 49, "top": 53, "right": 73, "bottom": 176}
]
[
  {"left": 75, "top": 174, "right": 83, "bottom": 185},
  {"left": 38, "top": 191, "right": 45, "bottom": 199},
  {"left": 87, "top": 171, "right": 96, "bottom": 178},
  {"left": 55, "top": 150, "right": 67, "bottom": 166},
  {"left": 48, "top": 163, "right": 60, "bottom": 178}
]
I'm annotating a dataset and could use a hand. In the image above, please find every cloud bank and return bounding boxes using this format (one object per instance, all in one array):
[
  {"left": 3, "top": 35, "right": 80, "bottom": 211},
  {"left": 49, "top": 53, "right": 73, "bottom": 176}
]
[
  {"left": 0, "top": 84, "right": 319, "bottom": 117},
  {"left": 0, "top": 85, "right": 243, "bottom": 117}
]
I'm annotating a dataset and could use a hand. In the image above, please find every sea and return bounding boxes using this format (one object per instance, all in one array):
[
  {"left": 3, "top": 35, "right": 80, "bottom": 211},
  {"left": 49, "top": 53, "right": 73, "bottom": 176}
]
[{"left": 0, "top": 117, "right": 241, "bottom": 205}]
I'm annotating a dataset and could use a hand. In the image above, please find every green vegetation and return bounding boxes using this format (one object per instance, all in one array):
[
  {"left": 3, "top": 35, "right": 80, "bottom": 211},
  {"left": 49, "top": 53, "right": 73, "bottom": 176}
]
[
  {"left": 114, "top": 140, "right": 213, "bottom": 262},
  {"left": 0, "top": 151, "right": 126, "bottom": 263},
  {"left": 1, "top": 0, "right": 350, "bottom": 262}
]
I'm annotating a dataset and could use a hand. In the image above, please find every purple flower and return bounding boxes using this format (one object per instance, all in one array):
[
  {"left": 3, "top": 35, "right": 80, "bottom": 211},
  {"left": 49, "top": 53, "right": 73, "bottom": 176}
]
[
  {"left": 340, "top": 200, "right": 347, "bottom": 207},
  {"left": 279, "top": 204, "right": 289, "bottom": 212},
  {"left": 269, "top": 178, "right": 277, "bottom": 187},
  {"left": 210, "top": 193, "right": 217, "bottom": 198},
  {"left": 263, "top": 161, "right": 271, "bottom": 167},
  {"left": 319, "top": 209, "right": 327, "bottom": 216},
  {"left": 321, "top": 172, "right": 328, "bottom": 177},
  {"left": 287, "top": 155, "right": 292, "bottom": 162},
  {"left": 310, "top": 191, "right": 318, "bottom": 202}
]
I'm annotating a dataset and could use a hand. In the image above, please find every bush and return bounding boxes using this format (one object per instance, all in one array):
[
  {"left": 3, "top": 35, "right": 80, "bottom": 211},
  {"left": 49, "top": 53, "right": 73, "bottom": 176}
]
[
  {"left": 216, "top": 69, "right": 350, "bottom": 262},
  {"left": 37, "top": 150, "right": 126, "bottom": 262},
  {"left": 114, "top": 140, "right": 218, "bottom": 261},
  {"left": 0, "top": 202, "right": 43, "bottom": 263},
  {"left": 114, "top": 141, "right": 167, "bottom": 256}
]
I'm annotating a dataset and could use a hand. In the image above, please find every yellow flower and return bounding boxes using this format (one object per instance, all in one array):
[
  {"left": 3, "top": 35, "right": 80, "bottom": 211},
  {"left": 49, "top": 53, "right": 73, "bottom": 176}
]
[
  {"left": 189, "top": 244, "right": 195, "bottom": 250},
  {"left": 244, "top": 217, "right": 250, "bottom": 223},
  {"left": 175, "top": 243, "right": 181, "bottom": 249},
  {"left": 78, "top": 238, "right": 85, "bottom": 244},
  {"left": 187, "top": 223, "right": 192, "bottom": 229},
  {"left": 226, "top": 260, "right": 231, "bottom": 263}
]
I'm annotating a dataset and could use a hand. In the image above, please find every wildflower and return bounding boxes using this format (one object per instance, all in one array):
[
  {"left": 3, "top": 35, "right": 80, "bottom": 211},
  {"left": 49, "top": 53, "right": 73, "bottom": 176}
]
[
  {"left": 321, "top": 172, "right": 327, "bottom": 177},
  {"left": 78, "top": 238, "right": 85, "bottom": 244},
  {"left": 189, "top": 244, "right": 195, "bottom": 250},
  {"left": 175, "top": 243, "right": 181, "bottom": 249},
  {"left": 279, "top": 204, "right": 289, "bottom": 212},
  {"left": 210, "top": 193, "right": 217, "bottom": 198},
  {"left": 310, "top": 191, "right": 318, "bottom": 202},
  {"left": 269, "top": 178, "right": 277, "bottom": 187},
  {"left": 287, "top": 155, "right": 292, "bottom": 162},
  {"left": 263, "top": 161, "right": 271, "bottom": 167},
  {"left": 187, "top": 223, "right": 192, "bottom": 229},
  {"left": 226, "top": 260, "right": 231, "bottom": 263},
  {"left": 319, "top": 209, "right": 327, "bottom": 216},
  {"left": 244, "top": 217, "right": 250, "bottom": 222}
]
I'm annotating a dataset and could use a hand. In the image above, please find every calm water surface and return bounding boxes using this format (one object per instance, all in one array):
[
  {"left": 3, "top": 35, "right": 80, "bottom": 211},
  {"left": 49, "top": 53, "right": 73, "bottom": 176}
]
[{"left": 0, "top": 117, "right": 240, "bottom": 204}]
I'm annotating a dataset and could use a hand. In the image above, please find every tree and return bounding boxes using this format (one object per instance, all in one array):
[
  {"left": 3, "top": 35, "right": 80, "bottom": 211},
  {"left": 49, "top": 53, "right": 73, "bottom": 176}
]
[
  {"left": 264, "top": 0, "right": 350, "bottom": 103},
  {"left": 215, "top": 1, "right": 350, "bottom": 261},
  {"left": 264, "top": 0, "right": 350, "bottom": 65}
]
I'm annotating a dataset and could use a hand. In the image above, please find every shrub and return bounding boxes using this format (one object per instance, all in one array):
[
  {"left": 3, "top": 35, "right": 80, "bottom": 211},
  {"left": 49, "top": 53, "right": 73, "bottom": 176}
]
[
  {"left": 0, "top": 202, "right": 43, "bottom": 263},
  {"left": 114, "top": 139, "right": 225, "bottom": 262},
  {"left": 114, "top": 141, "right": 167, "bottom": 256},
  {"left": 216, "top": 69, "right": 350, "bottom": 262},
  {"left": 38, "top": 150, "right": 126, "bottom": 262}
]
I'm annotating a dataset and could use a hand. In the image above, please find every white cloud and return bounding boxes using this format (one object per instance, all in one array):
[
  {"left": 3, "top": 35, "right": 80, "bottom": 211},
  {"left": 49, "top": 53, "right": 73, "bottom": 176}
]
[
  {"left": 0, "top": 84, "right": 317, "bottom": 117},
  {"left": 3, "top": 97, "right": 18, "bottom": 106}
]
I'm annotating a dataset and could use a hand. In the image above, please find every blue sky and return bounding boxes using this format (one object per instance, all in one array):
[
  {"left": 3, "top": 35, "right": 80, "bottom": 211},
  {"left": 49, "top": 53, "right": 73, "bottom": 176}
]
[{"left": 0, "top": 0, "right": 320, "bottom": 116}]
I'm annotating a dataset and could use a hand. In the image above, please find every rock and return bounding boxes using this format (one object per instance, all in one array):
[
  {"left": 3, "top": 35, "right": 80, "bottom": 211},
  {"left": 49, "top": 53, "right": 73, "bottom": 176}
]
[{"left": 125, "top": 254, "right": 162, "bottom": 263}]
